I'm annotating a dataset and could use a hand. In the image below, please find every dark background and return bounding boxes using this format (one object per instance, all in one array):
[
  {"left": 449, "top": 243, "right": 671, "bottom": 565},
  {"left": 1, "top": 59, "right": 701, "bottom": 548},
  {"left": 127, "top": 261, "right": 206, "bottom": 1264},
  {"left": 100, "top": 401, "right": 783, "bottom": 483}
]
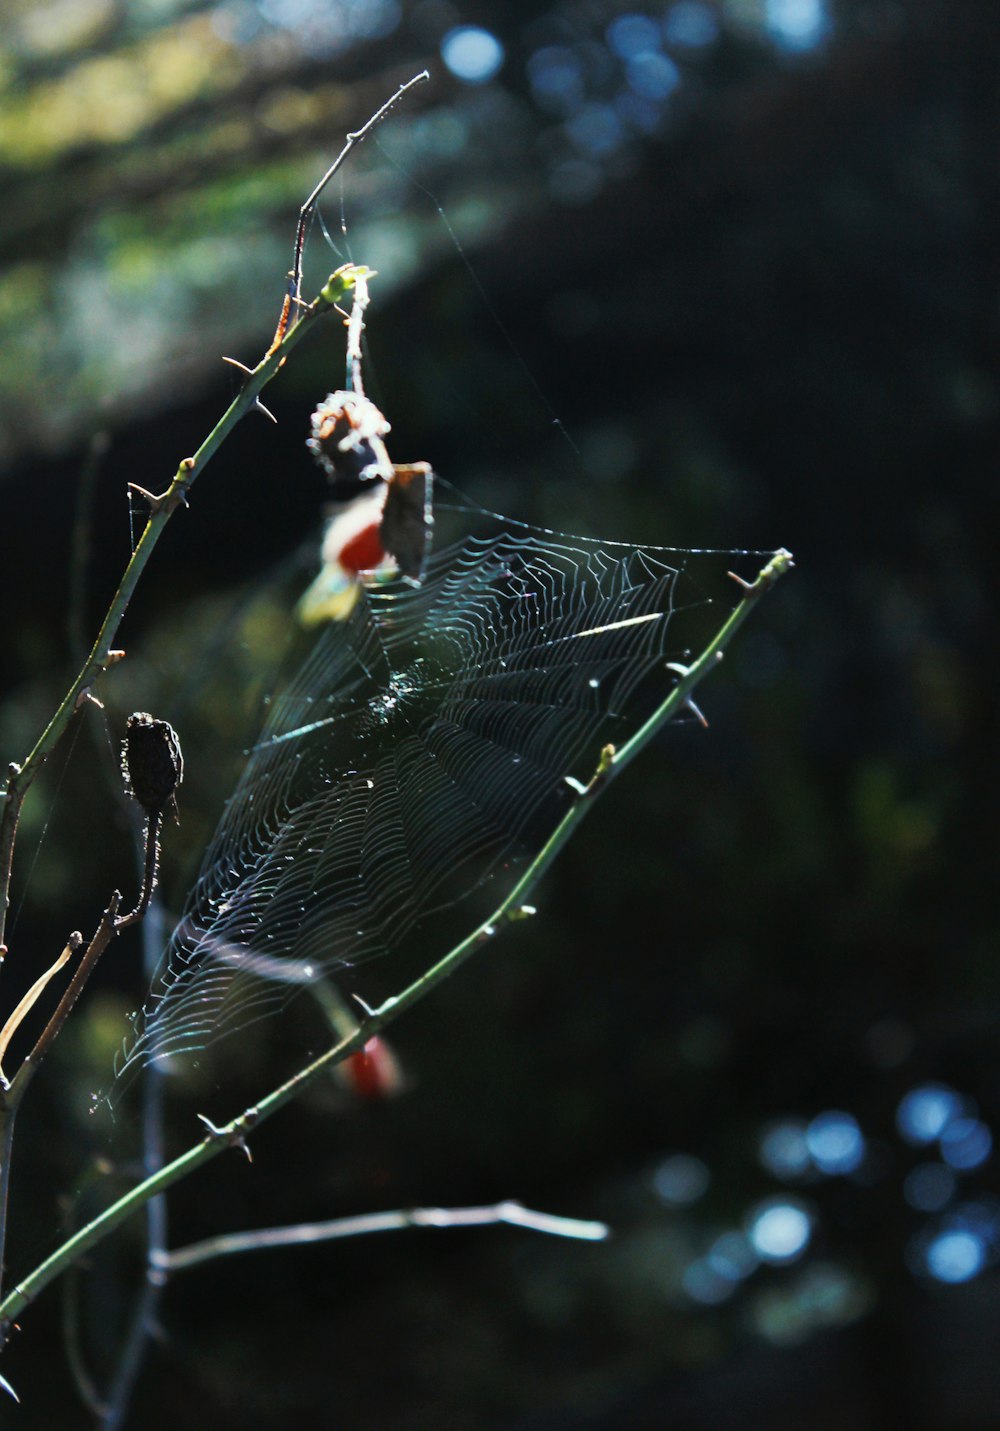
[{"left": 1, "top": 0, "right": 998, "bottom": 1426}]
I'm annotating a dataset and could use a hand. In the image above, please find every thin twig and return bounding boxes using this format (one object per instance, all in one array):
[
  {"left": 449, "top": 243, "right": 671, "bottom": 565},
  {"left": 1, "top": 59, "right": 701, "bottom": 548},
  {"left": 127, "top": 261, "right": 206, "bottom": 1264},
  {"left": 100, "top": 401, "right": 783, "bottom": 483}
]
[
  {"left": 116, "top": 812, "right": 162, "bottom": 931},
  {"left": 159, "top": 1200, "right": 608, "bottom": 1275},
  {"left": 0, "top": 547, "right": 793, "bottom": 1331},
  {"left": 271, "top": 70, "right": 430, "bottom": 352}
]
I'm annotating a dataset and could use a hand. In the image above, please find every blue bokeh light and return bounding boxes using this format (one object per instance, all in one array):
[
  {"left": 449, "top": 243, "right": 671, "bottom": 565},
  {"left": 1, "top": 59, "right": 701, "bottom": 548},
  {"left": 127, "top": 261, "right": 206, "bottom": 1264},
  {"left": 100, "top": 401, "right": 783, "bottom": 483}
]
[
  {"left": 652, "top": 1153, "right": 711, "bottom": 1206},
  {"left": 607, "top": 12, "right": 663, "bottom": 59},
  {"left": 527, "top": 46, "right": 586, "bottom": 115},
  {"left": 896, "top": 1084, "right": 964, "bottom": 1145},
  {"left": 707, "top": 1230, "right": 759, "bottom": 1282},
  {"left": 759, "top": 1119, "right": 811, "bottom": 1179},
  {"left": 663, "top": 1, "right": 720, "bottom": 49},
  {"left": 806, "top": 1110, "right": 865, "bottom": 1176},
  {"left": 940, "top": 1119, "right": 993, "bottom": 1172},
  {"left": 565, "top": 102, "right": 626, "bottom": 158},
  {"left": 256, "top": 0, "right": 400, "bottom": 42},
  {"left": 925, "top": 1229, "right": 986, "bottom": 1284},
  {"left": 441, "top": 26, "right": 505, "bottom": 85},
  {"left": 764, "top": 0, "right": 831, "bottom": 51},
  {"left": 748, "top": 1199, "right": 812, "bottom": 1263},
  {"left": 625, "top": 50, "right": 682, "bottom": 101}
]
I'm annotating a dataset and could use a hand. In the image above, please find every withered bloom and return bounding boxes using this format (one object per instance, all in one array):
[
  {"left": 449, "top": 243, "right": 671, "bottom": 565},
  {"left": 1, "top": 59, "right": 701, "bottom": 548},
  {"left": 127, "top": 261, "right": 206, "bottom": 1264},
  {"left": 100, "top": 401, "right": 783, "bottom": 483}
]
[
  {"left": 307, "top": 390, "right": 392, "bottom": 494},
  {"left": 122, "top": 713, "right": 184, "bottom": 817}
]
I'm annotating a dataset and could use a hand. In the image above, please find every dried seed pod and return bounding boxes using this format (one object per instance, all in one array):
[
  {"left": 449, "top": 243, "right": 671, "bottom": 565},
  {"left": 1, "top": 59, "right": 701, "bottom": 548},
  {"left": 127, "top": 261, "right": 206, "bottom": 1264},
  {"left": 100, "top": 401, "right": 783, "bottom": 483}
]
[{"left": 122, "top": 712, "right": 183, "bottom": 817}]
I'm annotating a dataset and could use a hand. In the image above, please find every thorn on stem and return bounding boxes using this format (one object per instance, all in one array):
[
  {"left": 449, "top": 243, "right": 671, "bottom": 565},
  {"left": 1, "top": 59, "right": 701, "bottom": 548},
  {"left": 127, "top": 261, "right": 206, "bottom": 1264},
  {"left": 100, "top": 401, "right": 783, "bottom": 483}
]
[
  {"left": 221, "top": 355, "right": 254, "bottom": 375},
  {"left": 685, "top": 697, "right": 709, "bottom": 728},
  {"left": 254, "top": 398, "right": 278, "bottom": 424},
  {"left": 197, "top": 1113, "right": 253, "bottom": 1162},
  {"left": 75, "top": 688, "right": 104, "bottom": 711},
  {"left": 129, "top": 481, "right": 189, "bottom": 516},
  {"left": 128, "top": 483, "right": 168, "bottom": 514}
]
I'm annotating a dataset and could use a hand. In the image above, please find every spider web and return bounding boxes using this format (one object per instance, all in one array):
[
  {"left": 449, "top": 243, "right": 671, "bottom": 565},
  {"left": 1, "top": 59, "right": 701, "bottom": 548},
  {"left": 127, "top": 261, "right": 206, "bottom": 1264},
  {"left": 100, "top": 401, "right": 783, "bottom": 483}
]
[{"left": 113, "top": 503, "right": 765, "bottom": 1087}]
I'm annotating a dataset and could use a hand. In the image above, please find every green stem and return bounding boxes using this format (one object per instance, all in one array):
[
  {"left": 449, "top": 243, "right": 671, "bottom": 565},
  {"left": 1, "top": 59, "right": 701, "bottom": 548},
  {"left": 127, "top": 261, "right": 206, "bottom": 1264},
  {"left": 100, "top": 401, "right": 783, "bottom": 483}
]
[
  {"left": 0, "top": 548, "right": 792, "bottom": 1330},
  {"left": 0, "top": 268, "right": 360, "bottom": 958}
]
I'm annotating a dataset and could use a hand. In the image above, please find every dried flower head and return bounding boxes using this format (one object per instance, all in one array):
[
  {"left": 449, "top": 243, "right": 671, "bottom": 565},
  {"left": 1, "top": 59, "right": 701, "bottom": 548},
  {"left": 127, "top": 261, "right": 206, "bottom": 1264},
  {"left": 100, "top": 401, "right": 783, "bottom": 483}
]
[
  {"left": 307, "top": 390, "right": 392, "bottom": 492},
  {"left": 122, "top": 713, "right": 183, "bottom": 817}
]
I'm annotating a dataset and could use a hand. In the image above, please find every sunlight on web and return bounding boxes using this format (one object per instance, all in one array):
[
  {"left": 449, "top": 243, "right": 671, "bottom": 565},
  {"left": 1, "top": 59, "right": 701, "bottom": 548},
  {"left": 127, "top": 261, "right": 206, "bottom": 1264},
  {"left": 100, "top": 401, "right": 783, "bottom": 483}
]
[{"left": 111, "top": 499, "right": 773, "bottom": 1091}]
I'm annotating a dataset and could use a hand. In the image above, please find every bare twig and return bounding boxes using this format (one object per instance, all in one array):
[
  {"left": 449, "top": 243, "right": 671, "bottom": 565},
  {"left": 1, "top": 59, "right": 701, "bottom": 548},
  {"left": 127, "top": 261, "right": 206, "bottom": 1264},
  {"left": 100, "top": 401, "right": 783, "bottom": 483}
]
[
  {"left": 270, "top": 70, "right": 430, "bottom": 353},
  {"left": 159, "top": 1200, "right": 609, "bottom": 1275}
]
